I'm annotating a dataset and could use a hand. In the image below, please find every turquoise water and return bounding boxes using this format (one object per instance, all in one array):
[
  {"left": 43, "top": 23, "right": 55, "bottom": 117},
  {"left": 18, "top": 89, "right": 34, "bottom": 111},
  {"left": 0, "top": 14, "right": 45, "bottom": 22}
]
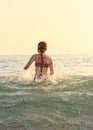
[{"left": 0, "top": 55, "right": 93, "bottom": 130}]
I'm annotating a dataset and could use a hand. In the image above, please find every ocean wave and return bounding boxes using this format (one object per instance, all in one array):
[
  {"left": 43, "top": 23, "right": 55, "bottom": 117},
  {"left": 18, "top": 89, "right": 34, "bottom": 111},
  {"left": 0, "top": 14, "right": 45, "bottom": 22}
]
[{"left": 0, "top": 74, "right": 93, "bottom": 130}]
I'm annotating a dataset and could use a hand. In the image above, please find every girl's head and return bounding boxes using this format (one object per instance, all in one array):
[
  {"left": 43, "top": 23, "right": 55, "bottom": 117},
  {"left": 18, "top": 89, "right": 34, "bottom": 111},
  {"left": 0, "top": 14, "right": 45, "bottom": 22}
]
[{"left": 38, "top": 41, "right": 47, "bottom": 53}]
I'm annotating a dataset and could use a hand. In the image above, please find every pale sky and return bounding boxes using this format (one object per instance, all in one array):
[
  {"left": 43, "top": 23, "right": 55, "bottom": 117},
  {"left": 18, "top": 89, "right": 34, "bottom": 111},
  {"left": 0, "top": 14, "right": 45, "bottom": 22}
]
[{"left": 0, "top": 0, "right": 93, "bottom": 55}]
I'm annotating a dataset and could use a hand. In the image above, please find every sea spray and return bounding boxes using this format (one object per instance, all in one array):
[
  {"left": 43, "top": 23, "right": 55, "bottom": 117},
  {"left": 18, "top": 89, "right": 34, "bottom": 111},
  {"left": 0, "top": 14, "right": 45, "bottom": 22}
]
[{"left": 18, "top": 69, "right": 33, "bottom": 84}]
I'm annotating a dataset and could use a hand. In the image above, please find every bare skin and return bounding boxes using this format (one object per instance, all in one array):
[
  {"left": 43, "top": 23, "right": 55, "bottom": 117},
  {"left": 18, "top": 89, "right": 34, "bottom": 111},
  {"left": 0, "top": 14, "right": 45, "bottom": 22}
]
[{"left": 24, "top": 50, "right": 54, "bottom": 81}]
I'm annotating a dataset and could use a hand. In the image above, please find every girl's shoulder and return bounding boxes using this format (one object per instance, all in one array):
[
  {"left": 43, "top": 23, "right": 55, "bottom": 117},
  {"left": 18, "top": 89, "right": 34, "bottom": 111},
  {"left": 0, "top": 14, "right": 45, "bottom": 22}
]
[
  {"left": 32, "top": 54, "right": 39, "bottom": 57},
  {"left": 44, "top": 54, "right": 52, "bottom": 61},
  {"left": 31, "top": 54, "right": 41, "bottom": 60}
]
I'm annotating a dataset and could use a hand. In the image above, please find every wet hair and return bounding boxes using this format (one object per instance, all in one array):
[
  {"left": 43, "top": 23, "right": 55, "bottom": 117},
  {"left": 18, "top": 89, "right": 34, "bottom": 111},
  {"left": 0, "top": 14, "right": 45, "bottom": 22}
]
[
  {"left": 38, "top": 41, "right": 47, "bottom": 75},
  {"left": 38, "top": 41, "right": 47, "bottom": 53}
]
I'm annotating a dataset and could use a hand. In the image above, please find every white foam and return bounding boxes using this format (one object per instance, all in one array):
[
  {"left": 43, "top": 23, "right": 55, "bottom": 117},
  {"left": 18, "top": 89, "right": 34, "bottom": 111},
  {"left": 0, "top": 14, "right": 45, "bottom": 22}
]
[{"left": 18, "top": 69, "right": 33, "bottom": 84}]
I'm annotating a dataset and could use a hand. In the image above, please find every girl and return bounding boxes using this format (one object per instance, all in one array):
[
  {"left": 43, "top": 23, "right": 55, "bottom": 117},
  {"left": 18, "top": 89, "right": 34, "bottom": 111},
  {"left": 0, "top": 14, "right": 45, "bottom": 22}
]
[{"left": 24, "top": 41, "right": 54, "bottom": 81}]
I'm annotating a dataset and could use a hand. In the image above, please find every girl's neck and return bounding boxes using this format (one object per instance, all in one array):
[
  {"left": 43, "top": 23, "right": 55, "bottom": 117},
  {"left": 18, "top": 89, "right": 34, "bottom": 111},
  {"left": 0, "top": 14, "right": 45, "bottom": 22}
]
[{"left": 39, "top": 52, "right": 45, "bottom": 56}]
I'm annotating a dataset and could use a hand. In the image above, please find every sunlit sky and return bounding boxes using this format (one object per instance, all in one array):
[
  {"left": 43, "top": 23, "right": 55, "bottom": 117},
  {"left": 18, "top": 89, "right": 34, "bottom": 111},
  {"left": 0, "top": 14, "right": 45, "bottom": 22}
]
[{"left": 0, "top": 0, "right": 93, "bottom": 55}]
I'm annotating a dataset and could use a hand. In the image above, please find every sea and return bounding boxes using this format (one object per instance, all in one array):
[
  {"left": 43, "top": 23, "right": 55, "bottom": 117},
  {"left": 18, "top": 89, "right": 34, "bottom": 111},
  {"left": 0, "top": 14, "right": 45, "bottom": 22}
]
[{"left": 0, "top": 54, "right": 93, "bottom": 130}]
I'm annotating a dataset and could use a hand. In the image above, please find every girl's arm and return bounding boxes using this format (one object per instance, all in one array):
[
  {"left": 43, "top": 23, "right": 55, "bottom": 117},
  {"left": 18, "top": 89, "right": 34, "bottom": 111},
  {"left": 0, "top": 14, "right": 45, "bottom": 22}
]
[
  {"left": 49, "top": 59, "right": 54, "bottom": 75},
  {"left": 24, "top": 54, "right": 35, "bottom": 70}
]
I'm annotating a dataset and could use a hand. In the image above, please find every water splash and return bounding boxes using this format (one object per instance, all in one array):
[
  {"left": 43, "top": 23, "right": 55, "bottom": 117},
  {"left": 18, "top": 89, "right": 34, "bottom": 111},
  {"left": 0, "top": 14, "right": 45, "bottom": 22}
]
[{"left": 18, "top": 69, "right": 33, "bottom": 84}]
